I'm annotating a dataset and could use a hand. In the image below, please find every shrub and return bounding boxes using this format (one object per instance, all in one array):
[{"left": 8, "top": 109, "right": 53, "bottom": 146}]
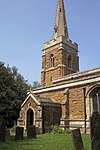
[
  {"left": 10, "top": 124, "right": 16, "bottom": 133},
  {"left": 64, "top": 128, "right": 71, "bottom": 134},
  {"left": 51, "top": 125, "right": 71, "bottom": 134},
  {"left": 51, "top": 125, "right": 63, "bottom": 134}
]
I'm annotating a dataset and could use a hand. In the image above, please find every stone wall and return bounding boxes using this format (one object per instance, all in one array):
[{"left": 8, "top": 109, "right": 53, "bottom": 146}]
[
  {"left": 42, "top": 105, "right": 61, "bottom": 132},
  {"left": 62, "top": 44, "right": 79, "bottom": 72},
  {"left": 17, "top": 97, "right": 42, "bottom": 132},
  {"left": 37, "top": 84, "right": 95, "bottom": 120},
  {"left": 41, "top": 38, "right": 79, "bottom": 87},
  {"left": 41, "top": 47, "right": 63, "bottom": 86},
  {"left": 17, "top": 81, "right": 96, "bottom": 133},
  {"left": 41, "top": 67, "right": 61, "bottom": 87},
  {"left": 17, "top": 96, "right": 61, "bottom": 133},
  {"left": 69, "top": 87, "right": 84, "bottom": 119},
  {"left": 36, "top": 87, "right": 85, "bottom": 120},
  {"left": 34, "top": 83, "right": 96, "bottom": 133},
  {"left": 37, "top": 90, "right": 66, "bottom": 119}
]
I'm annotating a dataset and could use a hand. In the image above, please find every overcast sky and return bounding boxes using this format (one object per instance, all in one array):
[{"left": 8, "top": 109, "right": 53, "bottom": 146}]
[{"left": 0, "top": 0, "right": 100, "bottom": 84}]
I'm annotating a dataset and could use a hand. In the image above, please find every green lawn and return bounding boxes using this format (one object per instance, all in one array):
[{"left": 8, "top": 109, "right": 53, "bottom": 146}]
[{"left": 0, "top": 133, "right": 90, "bottom": 150}]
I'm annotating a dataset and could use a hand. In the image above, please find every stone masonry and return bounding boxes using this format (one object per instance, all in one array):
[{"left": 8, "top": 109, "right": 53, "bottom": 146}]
[{"left": 17, "top": 0, "right": 100, "bottom": 133}]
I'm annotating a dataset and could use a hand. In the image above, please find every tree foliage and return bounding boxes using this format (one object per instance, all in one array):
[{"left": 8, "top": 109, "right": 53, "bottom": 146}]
[
  {"left": 32, "top": 81, "right": 40, "bottom": 88},
  {"left": 0, "top": 62, "right": 30, "bottom": 128}
]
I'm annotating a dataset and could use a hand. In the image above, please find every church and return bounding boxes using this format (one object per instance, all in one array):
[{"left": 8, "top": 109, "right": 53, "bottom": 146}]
[{"left": 17, "top": 0, "right": 100, "bottom": 133}]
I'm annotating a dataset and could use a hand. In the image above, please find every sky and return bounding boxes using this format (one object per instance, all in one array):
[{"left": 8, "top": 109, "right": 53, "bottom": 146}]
[{"left": 0, "top": 0, "right": 100, "bottom": 84}]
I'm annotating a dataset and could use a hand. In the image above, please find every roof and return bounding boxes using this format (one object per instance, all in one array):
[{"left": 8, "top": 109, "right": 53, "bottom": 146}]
[
  {"left": 34, "top": 95, "right": 58, "bottom": 104},
  {"left": 53, "top": 67, "right": 100, "bottom": 84},
  {"left": 21, "top": 93, "right": 60, "bottom": 107},
  {"left": 32, "top": 67, "right": 100, "bottom": 94}
]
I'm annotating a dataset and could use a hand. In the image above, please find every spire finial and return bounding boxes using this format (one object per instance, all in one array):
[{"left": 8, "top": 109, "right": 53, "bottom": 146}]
[{"left": 53, "top": 0, "right": 69, "bottom": 39}]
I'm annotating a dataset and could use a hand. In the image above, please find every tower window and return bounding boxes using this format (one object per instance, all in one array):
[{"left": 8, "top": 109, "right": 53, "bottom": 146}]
[
  {"left": 68, "top": 55, "right": 72, "bottom": 68},
  {"left": 50, "top": 54, "right": 54, "bottom": 67},
  {"left": 50, "top": 77, "right": 52, "bottom": 82}
]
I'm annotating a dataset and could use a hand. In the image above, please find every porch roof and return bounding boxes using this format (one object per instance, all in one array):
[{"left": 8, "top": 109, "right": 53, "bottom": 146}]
[{"left": 21, "top": 93, "right": 60, "bottom": 107}]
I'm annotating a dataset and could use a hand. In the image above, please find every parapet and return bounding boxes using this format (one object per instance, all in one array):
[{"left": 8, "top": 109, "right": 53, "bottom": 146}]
[{"left": 43, "top": 36, "right": 78, "bottom": 50}]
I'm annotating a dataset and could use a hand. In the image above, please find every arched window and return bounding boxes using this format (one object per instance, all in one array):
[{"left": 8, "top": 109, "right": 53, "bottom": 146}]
[
  {"left": 50, "top": 54, "right": 54, "bottom": 67},
  {"left": 68, "top": 55, "right": 71, "bottom": 68},
  {"left": 92, "top": 92, "right": 100, "bottom": 112},
  {"left": 89, "top": 86, "right": 100, "bottom": 113},
  {"left": 92, "top": 93, "right": 98, "bottom": 111}
]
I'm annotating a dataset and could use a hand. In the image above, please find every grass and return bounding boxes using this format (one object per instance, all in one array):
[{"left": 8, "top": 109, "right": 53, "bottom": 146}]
[{"left": 0, "top": 133, "right": 90, "bottom": 150}]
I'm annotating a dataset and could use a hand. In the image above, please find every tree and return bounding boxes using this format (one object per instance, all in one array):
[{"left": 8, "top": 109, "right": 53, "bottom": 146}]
[
  {"left": 0, "top": 62, "right": 30, "bottom": 128},
  {"left": 32, "top": 81, "right": 40, "bottom": 88}
]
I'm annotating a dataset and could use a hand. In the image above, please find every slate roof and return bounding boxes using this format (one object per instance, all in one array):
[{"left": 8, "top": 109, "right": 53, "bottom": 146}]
[
  {"left": 34, "top": 94, "right": 60, "bottom": 104},
  {"left": 21, "top": 92, "right": 60, "bottom": 107}
]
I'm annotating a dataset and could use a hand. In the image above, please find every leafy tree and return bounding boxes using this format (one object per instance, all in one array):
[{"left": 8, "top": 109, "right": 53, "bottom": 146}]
[
  {"left": 32, "top": 81, "right": 40, "bottom": 88},
  {"left": 0, "top": 62, "right": 30, "bottom": 128}
]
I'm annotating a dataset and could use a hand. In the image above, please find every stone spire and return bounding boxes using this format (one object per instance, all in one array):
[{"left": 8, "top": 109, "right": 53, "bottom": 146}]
[{"left": 53, "top": 0, "right": 69, "bottom": 39}]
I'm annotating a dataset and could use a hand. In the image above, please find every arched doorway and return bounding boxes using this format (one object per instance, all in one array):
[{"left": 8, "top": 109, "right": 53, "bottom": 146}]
[{"left": 26, "top": 109, "right": 34, "bottom": 128}]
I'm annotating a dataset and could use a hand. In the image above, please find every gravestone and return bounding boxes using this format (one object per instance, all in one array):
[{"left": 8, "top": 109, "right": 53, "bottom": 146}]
[
  {"left": 90, "top": 111, "right": 100, "bottom": 150},
  {"left": 72, "top": 128, "right": 84, "bottom": 150},
  {"left": 27, "top": 125, "right": 36, "bottom": 139},
  {"left": 0, "top": 116, "right": 6, "bottom": 142},
  {"left": 15, "top": 127, "right": 24, "bottom": 140}
]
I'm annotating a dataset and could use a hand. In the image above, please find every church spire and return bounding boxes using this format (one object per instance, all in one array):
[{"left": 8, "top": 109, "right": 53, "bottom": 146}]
[{"left": 53, "top": 0, "right": 69, "bottom": 39}]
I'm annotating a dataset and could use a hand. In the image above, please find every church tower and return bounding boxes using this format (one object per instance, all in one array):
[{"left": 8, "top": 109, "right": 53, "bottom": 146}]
[{"left": 41, "top": 0, "right": 79, "bottom": 87}]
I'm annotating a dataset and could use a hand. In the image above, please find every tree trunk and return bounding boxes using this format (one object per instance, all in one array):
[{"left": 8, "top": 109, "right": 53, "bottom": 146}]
[{"left": 0, "top": 115, "right": 6, "bottom": 142}]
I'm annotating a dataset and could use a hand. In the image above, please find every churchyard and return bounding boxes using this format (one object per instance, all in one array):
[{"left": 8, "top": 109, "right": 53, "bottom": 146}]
[
  {"left": 0, "top": 111, "right": 100, "bottom": 150},
  {"left": 0, "top": 133, "right": 90, "bottom": 150}
]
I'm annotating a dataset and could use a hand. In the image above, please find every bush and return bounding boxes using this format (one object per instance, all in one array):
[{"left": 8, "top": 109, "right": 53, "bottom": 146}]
[
  {"left": 51, "top": 125, "right": 71, "bottom": 134},
  {"left": 6, "top": 128, "right": 10, "bottom": 137},
  {"left": 10, "top": 124, "right": 16, "bottom": 133},
  {"left": 51, "top": 125, "right": 63, "bottom": 134},
  {"left": 64, "top": 128, "right": 71, "bottom": 134}
]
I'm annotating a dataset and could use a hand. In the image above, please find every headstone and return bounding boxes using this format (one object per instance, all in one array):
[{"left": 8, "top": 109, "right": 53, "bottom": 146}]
[
  {"left": 15, "top": 127, "right": 24, "bottom": 140},
  {"left": 0, "top": 116, "right": 6, "bottom": 142},
  {"left": 90, "top": 111, "right": 100, "bottom": 150},
  {"left": 27, "top": 125, "right": 36, "bottom": 139},
  {"left": 72, "top": 128, "right": 84, "bottom": 150}
]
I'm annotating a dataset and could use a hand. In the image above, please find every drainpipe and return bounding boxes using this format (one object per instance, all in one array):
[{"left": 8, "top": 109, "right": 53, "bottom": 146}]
[{"left": 83, "top": 87, "right": 86, "bottom": 134}]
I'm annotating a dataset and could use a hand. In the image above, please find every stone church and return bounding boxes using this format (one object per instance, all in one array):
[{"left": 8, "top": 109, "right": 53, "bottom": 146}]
[{"left": 17, "top": 0, "right": 100, "bottom": 133}]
